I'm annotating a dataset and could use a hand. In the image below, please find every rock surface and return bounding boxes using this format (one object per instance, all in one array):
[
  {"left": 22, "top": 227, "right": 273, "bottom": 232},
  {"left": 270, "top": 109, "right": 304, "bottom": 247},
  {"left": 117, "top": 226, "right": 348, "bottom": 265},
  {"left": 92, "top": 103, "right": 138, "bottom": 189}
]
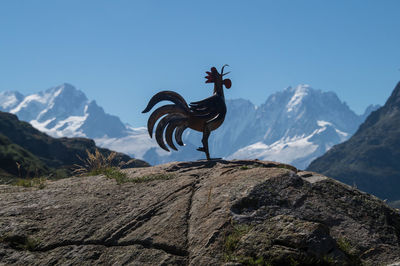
[{"left": 0, "top": 160, "right": 399, "bottom": 265}]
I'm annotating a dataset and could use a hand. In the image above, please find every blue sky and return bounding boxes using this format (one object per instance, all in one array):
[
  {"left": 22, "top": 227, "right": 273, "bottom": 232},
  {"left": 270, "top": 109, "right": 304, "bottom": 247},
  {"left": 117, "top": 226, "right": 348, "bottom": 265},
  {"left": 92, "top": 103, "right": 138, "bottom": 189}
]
[{"left": 1, "top": 0, "right": 399, "bottom": 127}]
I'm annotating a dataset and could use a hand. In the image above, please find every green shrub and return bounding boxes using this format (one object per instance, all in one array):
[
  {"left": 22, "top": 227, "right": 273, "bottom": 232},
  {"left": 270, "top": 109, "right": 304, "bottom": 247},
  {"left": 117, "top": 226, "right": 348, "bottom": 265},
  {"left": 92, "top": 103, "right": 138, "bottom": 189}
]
[
  {"left": 102, "top": 167, "right": 129, "bottom": 184},
  {"left": 336, "top": 238, "right": 362, "bottom": 265},
  {"left": 337, "top": 238, "right": 352, "bottom": 253}
]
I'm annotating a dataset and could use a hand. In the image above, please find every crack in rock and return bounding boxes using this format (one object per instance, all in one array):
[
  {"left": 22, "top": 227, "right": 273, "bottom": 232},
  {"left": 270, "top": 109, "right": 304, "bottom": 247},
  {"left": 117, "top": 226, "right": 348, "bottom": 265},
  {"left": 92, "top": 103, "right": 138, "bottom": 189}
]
[
  {"left": 103, "top": 181, "right": 196, "bottom": 244},
  {"left": 19, "top": 238, "right": 189, "bottom": 258},
  {"left": 184, "top": 180, "right": 200, "bottom": 261}
]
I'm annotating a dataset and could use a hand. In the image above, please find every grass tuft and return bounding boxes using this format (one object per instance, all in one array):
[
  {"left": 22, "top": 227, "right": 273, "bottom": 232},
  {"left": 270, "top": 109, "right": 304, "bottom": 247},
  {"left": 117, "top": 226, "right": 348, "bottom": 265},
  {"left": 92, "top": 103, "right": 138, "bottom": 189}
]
[
  {"left": 73, "top": 149, "right": 174, "bottom": 185},
  {"left": 100, "top": 167, "right": 129, "bottom": 184},
  {"left": 337, "top": 237, "right": 362, "bottom": 265},
  {"left": 224, "top": 223, "right": 255, "bottom": 263},
  {"left": 73, "top": 149, "right": 133, "bottom": 184},
  {"left": 73, "top": 149, "right": 118, "bottom": 176},
  {"left": 337, "top": 238, "right": 352, "bottom": 254},
  {"left": 13, "top": 177, "right": 47, "bottom": 189}
]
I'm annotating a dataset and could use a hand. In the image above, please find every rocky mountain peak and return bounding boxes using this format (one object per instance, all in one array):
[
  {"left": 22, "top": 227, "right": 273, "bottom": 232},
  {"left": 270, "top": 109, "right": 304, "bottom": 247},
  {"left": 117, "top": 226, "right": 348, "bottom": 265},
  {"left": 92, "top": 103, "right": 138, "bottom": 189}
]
[
  {"left": 0, "top": 90, "right": 24, "bottom": 110},
  {"left": 46, "top": 83, "right": 88, "bottom": 102},
  {"left": 385, "top": 81, "right": 400, "bottom": 107},
  {"left": 0, "top": 84, "right": 128, "bottom": 139},
  {"left": 286, "top": 84, "right": 310, "bottom": 112},
  {"left": 361, "top": 104, "right": 381, "bottom": 120}
]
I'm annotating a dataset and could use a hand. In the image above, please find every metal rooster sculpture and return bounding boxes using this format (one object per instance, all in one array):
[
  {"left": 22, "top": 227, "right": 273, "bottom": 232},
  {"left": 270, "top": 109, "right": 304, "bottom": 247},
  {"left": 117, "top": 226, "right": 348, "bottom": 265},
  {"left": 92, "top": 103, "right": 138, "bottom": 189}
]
[{"left": 142, "top": 65, "right": 232, "bottom": 160}]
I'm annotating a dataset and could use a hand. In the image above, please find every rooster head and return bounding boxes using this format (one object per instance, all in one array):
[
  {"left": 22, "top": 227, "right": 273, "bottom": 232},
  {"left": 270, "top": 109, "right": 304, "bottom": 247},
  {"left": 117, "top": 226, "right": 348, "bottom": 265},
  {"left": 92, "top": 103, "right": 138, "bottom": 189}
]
[{"left": 205, "top": 65, "right": 231, "bottom": 89}]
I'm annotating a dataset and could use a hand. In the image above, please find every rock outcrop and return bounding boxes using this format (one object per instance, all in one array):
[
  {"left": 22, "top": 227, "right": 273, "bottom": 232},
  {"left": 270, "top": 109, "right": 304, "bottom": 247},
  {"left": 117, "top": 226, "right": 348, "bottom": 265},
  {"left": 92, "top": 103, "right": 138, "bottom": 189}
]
[{"left": 1, "top": 160, "right": 399, "bottom": 265}]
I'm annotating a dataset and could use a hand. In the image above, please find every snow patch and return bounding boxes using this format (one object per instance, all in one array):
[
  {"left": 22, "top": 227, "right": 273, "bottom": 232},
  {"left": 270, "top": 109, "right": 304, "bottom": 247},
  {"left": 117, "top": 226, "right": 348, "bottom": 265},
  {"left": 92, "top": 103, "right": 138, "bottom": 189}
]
[
  {"left": 317, "top": 120, "right": 348, "bottom": 141},
  {"left": 0, "top": 92, "right": 20, "bottom": 109},
  {"left": 30, "top": 118, "right": 56, "bottom": 132},
  {"left": 287, "top": 85, "right": 309, "bottom": 112},
  {"left": 30, "top": 114, "right": 88, "bottom": 138},
  {"left": 317, "top": 120, "right": 332, "bottom": 127},
  {"left": 10, "top": 94, "right": 45, "bottom": 113},
  {"left": 54, "top": 115, "right": 88, "bottom": 132},
  {"left": 228, "top": 134, "right": 318, "bottom": 168},
  {"left": 335, "top": 128, "right": 349, "bottom": 141}
]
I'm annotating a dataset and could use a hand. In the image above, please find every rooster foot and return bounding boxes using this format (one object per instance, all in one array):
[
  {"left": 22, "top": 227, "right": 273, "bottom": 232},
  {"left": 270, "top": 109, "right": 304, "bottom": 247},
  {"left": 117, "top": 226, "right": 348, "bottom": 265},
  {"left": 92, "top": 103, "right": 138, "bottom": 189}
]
[
  {"left": 197, "top": 147, "right": 212, "bottom": 160},
  {"left": 197, "top": 157, "right": 222, "bottom": 161}
]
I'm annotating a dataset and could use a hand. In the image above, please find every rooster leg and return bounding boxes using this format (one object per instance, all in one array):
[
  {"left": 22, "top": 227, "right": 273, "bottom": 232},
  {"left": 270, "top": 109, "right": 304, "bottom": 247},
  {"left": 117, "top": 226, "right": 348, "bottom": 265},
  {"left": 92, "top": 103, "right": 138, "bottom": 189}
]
[{"left": 197, "top": 126, "right": 211, "bottom": 160}]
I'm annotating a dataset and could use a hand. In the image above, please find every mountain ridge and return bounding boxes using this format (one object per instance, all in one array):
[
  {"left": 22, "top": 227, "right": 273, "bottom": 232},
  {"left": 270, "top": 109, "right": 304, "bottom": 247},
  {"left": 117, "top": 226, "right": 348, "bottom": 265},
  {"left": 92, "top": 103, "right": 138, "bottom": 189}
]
[
  {"left": 0, "top": 83, "right": 128, "bottom": 139},
  {"left": 307, "top": 81, "right": 400, "bottom": 201},
  {"left": 0, "top": 111, "right": 148, "bottom": 179},
  {"left": 167, "top": 84, "right": 378, "bottom": 169},
  {"left": 0, "top": 83, "right": 378, "bottom": 169}
]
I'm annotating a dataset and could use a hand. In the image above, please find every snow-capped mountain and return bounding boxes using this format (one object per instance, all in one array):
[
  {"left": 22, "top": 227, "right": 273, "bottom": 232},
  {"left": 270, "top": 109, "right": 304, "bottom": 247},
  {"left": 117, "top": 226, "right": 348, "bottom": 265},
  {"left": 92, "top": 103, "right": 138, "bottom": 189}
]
[
  {"left": 143, "top": 85, "right": 378, "bottom": 168},
  {"left": 225, "top": 85, "right": 375, "bottom": 169},
  {"left": 0, "top": 84, "right": 378, "bottom": 169},
  {"left": 0, "top": 84, "right": 161, "bottom": 161},
  {"left": 0, "top": 91, "right": 24, "bottom": 110},
  {"left": 0, "top": 83, "right": 128, "bottom": 139}
]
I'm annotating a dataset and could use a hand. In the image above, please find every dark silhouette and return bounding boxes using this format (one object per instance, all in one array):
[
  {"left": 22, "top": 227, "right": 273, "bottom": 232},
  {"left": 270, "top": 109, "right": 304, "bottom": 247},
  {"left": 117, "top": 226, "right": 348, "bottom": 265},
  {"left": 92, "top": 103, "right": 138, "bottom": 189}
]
[{"left": 142, "top": 65, "right": 232, "bottom": 160}]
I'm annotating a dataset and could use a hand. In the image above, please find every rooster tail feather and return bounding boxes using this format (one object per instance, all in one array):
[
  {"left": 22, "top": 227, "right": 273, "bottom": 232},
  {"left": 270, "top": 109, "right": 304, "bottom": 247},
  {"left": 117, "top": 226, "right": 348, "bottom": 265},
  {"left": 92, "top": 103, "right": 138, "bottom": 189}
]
[
  {"left": 144, "top": 91, "right": 190, "bottom": 152},
  {"left": 147, "top": 104, "right": 188, "bottom": 137},
  {"left": 155, "top": 114, "right": 188, "bottom": 152},
  {"left": 175, "top": 125, "right": 188, "bottom": 146},
  {"left": 142, "top": 91, "right": 189, "bottom": 113},
  {"left": 165, "top": 116, "right": 187, "bottom": 151},
  {"left": 156, "top": 114, "right": 190, "bottom": 152},
  {"left": 155, "top": 115, "right": 175, "bottom": 152}
]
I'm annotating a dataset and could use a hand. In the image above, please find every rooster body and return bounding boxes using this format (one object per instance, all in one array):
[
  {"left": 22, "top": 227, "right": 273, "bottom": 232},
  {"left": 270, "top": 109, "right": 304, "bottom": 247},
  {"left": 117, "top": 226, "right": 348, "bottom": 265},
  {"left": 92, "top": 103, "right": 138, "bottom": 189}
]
[{"left": 142, "top": 65, "right": 231, "bottom": 160}]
